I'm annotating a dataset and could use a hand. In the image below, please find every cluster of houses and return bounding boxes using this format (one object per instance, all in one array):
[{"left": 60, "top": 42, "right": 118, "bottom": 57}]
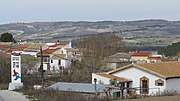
[
  {"left": 104, "top": 51, "right": 164, "bottom": 69},
  {"left": 0, "top": 41, "right": 82, "bottom": 73},
  {"left": 1, "top": 41, "right": 180, "bottom": 99},
  {"left": 93, "top": 52, "right": 180, "bottom": 98}
]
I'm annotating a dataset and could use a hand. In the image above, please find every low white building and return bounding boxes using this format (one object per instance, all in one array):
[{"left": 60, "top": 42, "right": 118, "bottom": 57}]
[
  {"left": 37, "top": 48, "right": 61, "bottom": 71},
  {"left": 92, "top": 61, "right": 180, "bottom": 95},
  {"left": 50, "top": 54, "right": 72, "bottom": 71}
]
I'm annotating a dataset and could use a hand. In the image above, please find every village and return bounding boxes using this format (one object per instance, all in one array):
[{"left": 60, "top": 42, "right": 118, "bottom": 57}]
[{"left": 0, "top": 33, "right": 180, "bottom": 101}]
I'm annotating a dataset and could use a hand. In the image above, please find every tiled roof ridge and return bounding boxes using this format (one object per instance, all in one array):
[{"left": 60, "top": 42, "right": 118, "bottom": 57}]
[{"left": 108, "top": 61, "right": 180, "bottom": 79}]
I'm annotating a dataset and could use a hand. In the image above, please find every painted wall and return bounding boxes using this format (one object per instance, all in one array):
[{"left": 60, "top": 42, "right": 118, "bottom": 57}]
[
  {"left": 64, "top": 59, "right": 71, "bottom": 68},
  {"left": 166, "top": 78, "right": 180, "bottom": 93},
  {"left": 64, "top": 42, "right": 72, "bottom": 48},
  {"left": 92, "top": 73, "right": 111, "bottom": 84},
  {"left": 112, "top": 67, "right": 166, "bottom": 94},
  {"left": 23, "top": 51, "right": 38, "bottom": 57},
  {"left": 50, "top": 59, "right": 60, "bottom": 71},
  {"left": 50, "top": 58, "right": 71, "bottom": 71},
  {"left": 131, "top": 56, "right": 148, "bottom": 61}
]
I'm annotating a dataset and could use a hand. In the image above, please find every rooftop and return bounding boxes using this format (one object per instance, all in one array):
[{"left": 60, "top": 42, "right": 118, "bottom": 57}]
[
  {"left": 104, "top": 53, "right": 131, "bottom": 63},
  {"left": 13, "top": 44, "right": 30, "bottom": 51},
  {"left": 24, "top": 44, "right": 45, "bottom": 51},
  {"left": 37, "top": 48, "right": 60, "bottom": 56},
  {"left": 108, "top": 53, "right": 131, "bottom": 58},
  {"left": 95, "top": 73, "right": 131, "bottom": 83},
  {"left": 131, "top": 52, "right": 151, "bottom": 56},
  {"left": 51, "top": 54, "right": 76, "bottom": 60},
  {"left": 49, "top": 82, "right": 110, "bottom": 93},
  {"left": 108, "top": 61, "right": 180, "bottom": 79}
]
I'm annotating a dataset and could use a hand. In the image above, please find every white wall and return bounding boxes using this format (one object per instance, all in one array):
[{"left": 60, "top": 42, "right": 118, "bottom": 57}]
[
  {"left": 43, "top": 63, "right": 48, "bottom": 71},
  {"left": 92, "top": 73, "right": 111, "bottom": 84},
  {"left": 63, "top": 42, "right": 72, "bottom": 48},
  {"left": 50, "top": 58, "right": 71, "bottom": 71},
  {"left": 64, "top": 60, "right": 71, "bottom": 68},
  {"left": 50, "top": 59, "right": 59, "bottom": 71},
  {"left": 52, "top": 49, "right": 61, "bottom": 54},
  {"left": 23, "top": 51, "right": 38, "bottom": 57},
  {"left": 166, "top": 78, "right": 180, "bottom": 93},
  {"left": 112, "top": 67, "right": 166, "bottom": 94}
]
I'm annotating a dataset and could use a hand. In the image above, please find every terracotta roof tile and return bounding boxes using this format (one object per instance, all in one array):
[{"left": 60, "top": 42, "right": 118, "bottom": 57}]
[
  {"left": 38, "top": 48, "right": 60, "bottom": 55},
  {"left": 131, "top": 52, "right": 151, "bottom": 56},
  {"left": 6, "top": 48, "right": 13, "bottom": 53},
  {"left": 0, "top": 45, "right": 11, "bottom": 51},
  {"left": 51, "top": 54, "right": 66, "bottom": 59},
  {"left": 13, "top": 44, "right": 30, "bottom": 51},
  {"left": 51, "top": 54, "right": 76, "bottom": 60},
  {"left": 24, "top": 44, "right": 44, "bottom": 51},
  {"left": 108, "top": 62, "right": 180, "bottom": 79},
  {"left": 137, "top": 62, "right": 180, "bottom": 78}
]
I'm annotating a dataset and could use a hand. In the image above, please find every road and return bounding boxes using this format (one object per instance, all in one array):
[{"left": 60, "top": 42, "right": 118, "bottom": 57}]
[{"left": 0, "top": 90, "right": 29, "bottom": 101}]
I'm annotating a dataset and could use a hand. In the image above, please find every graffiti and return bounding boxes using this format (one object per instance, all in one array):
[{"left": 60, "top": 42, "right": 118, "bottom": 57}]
[{"left": 13, "top": 69, "right": 21, "bottom": 81}]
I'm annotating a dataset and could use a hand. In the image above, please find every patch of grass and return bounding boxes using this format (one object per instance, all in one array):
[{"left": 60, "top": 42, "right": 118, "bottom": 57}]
[
  {"left": 16, "top": 88, "right": 112, "bottom": 101},
  {"left": 0, "top": 83, "right": 8, "bottom": 90}
]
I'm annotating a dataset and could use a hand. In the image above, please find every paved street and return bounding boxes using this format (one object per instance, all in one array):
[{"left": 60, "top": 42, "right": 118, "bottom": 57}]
[{"left": 0, "top": 90, "right": 29, "bottom": 101}]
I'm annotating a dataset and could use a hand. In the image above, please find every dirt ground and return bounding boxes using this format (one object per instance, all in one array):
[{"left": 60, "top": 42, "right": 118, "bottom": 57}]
[{"left": 122, "top": 95, "right": 180, "bottom": 101}]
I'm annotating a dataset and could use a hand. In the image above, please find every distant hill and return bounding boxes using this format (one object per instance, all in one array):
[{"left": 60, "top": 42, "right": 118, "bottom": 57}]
[
  {"left": 160, "top": 42, "right": 180, "bottom": 56},
  {"left": 0, "top": 19, "right": 180, "bottom": 47}
]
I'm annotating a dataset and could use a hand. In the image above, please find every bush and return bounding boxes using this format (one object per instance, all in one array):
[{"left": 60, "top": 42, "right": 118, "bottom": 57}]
[{"left": 18, "top": 88, "right": 113, "bottom": 101}]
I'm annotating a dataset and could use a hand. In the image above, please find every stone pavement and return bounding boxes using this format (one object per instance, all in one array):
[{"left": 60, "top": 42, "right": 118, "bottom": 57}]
[{"left": 0, "top": 90, "right": 29, "bottom": 101}]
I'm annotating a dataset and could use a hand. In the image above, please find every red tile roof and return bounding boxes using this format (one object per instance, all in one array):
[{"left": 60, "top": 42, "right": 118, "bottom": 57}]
[
  {"left": 49, "top": 42, "right": 69, "bottom": 47},
  {"left": 0, "top": 45, "right": 11, "bottom": 51},
  {"left": 131, "top": 52, "right": 151, "bottom": 56},
  {"left": 6, "top": 48, "right": 13, "bottom": 53},
  {"left": 13, "top": 45, "right": 29, "bottom": 51},
  {"left": 40, "top": 48, "right": 60, "bottom": 55}
]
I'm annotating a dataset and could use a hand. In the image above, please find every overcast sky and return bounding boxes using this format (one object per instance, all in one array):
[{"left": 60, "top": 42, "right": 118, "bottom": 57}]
[{"left": 0, "top": 0, "right": 180, "bottom": 24}]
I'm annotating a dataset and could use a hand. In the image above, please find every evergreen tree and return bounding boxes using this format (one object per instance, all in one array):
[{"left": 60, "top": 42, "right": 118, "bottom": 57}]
[{"left": 0, "top": 33, "right": 15, "bottom": 42}]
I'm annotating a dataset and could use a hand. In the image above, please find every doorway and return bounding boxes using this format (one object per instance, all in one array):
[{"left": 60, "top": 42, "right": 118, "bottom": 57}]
[{"left": 140, "top": 76, "right": 149, "bottom": 94}]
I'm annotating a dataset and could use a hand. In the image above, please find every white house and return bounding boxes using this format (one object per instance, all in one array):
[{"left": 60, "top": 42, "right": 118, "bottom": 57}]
[
  {"left": 36, "top": 48, "right": 61, "bottom": 71},
  {"left": 92, "top": 61, "right": 180, "bottom": 95},
  {"left": 38, "top": 41, "right": 81, "bottom": 72},
  {"left": 50, "top": 54, "right": 72, "bottom": 71}
]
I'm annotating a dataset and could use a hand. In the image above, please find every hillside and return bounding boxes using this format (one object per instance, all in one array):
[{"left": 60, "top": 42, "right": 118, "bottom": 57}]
[
  {"left": 0, "top": 19, "right": 180, "bottom": 47},
  {"left": 160, "top": 42, "right": 180, "bottom": 56}
]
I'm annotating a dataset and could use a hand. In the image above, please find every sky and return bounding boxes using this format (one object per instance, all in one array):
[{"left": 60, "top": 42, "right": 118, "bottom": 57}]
[{"left": 0, "top": 0, "right": 180, "bottom": 24}]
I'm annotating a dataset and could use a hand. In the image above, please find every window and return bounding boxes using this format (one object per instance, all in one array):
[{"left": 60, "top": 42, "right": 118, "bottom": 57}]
[
  {"left": 155, "top": 79, "right": 164, "bottom": 86},
  {"left": 58, "top": 60, "right": 61, "bottom": 65}
]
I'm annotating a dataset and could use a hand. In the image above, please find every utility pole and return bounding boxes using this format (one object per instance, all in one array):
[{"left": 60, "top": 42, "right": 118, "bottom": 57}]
[
  {"left": 94, "top": 78, "right": 97, "bottom": 97},
  {"left": 39, "top": 46, "right": 44, "bottom": 89}
]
